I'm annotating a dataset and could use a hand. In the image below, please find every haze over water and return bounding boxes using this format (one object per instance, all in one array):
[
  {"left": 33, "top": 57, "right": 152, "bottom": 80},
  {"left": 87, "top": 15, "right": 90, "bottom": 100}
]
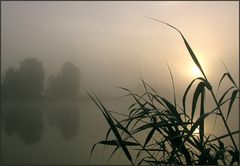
[{"left": 1, "top": 1, "right": 239, "bottom": 165}]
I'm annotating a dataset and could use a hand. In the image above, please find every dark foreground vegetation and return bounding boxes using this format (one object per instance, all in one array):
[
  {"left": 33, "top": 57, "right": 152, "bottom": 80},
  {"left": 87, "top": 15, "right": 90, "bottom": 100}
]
[{"left": 89, "top": 19, "right": 239, "bottom": 165}]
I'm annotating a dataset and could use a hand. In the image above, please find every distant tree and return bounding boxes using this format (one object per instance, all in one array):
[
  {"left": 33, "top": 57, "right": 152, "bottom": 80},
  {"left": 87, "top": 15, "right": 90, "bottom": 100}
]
[
  {"left": 2, "top": 58, "right": 45, "bottom": 100},
  {"left": 46, "top": 62, "right": 81, "bottom": 100},
  {"left": 17, "top": 58, "right": 45, "bottom": 99},
  {"left": 60, "top": 62, "right": 81, "bottom": 98},
  {"left": 2, "top": 67, "right": 20, "bottom": 100}
]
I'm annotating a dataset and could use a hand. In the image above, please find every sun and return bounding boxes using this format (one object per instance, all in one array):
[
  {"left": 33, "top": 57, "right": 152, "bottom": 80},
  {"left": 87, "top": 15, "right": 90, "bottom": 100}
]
[{"left": 191, "top": 65, "right": 202, "bottom": 78}]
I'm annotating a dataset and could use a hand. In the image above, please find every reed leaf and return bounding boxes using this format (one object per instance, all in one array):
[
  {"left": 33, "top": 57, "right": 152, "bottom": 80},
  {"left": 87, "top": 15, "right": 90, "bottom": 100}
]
[
  {"left": 182, "top": 77, "right": 206, "bottom": 113},
  {"left": 199, "top": 87, "right": 205, "bottom": 145},
  {"left": 191, "top": 81, "right": 206, "bottom": 120},
  {"left": 88, "top": 93, "right": 134, "bottom": 164},
  {"left": 226, "top": 89, "right": 238, "bottom": 121},
  {"left": 218, "top": 72, "right": 238, "bottom": 91},
  {"left": 146, "top": 17, "right": 208, "bottom": 81},
  {"left": 209, "top": 130, "right": 239, "bottom": 143},
  {"left": 144, "top": 128, "right": 155, "bottom": 148},
  {"left": 98, "top": 140, "right": 140, "bottom": 146},
  {"left": 218, "top": 86, "right": 234, "bottom": 105}
]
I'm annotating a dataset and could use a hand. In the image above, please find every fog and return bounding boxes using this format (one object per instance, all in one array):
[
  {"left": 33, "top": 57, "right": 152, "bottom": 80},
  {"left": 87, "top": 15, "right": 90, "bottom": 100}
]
[
  {"left": 1, "top": 1, "right": 239, "bottom": 165},
  {"left": 2, "top": 1, "right": 239, "bottom": 97}
]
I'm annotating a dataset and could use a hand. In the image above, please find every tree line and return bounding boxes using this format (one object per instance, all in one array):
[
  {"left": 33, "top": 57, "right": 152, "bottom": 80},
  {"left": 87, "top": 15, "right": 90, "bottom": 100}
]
[{"left": 2, "top": 57, "right": 81, "bottom": 101}]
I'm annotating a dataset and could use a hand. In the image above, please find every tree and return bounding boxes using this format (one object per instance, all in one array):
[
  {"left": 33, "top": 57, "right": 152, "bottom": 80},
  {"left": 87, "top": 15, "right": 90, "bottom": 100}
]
[
  {"left": 2, "top": 67, "right": 20, "bottom": 100},
  {"left": 2, "top": 58, "right": 45, "bottom": 100},
  {"left": 17, "top": 58, "right": 45, "bottom": 99},
  {"left": 46, "top": 62, "right": 81, "bottom": 100}
]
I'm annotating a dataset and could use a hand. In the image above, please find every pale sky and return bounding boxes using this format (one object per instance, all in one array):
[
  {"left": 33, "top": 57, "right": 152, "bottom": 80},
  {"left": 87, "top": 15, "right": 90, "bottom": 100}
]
[{"left": 1, "top": 1, "right": 239, "bottom": 96}]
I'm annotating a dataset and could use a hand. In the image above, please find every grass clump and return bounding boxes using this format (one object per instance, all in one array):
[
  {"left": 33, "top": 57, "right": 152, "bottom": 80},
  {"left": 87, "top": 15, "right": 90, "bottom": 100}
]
[{"left": 88, "top": 18, "right": 239, "bottom": 165}]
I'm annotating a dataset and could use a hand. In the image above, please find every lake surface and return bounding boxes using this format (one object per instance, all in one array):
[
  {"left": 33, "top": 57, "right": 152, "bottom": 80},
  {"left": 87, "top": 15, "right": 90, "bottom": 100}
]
[
  {"left": 1, "top": 97, "right": 239, "bottom": 165},
  {"left": 1, "top": 99, "right": 131, "bottom": 165}
]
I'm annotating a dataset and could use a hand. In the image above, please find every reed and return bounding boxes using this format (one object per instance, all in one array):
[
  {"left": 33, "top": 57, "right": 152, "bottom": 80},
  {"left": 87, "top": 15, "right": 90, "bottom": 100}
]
[{"left": 88, "top": 19, "right": 239, "bottom": 165}]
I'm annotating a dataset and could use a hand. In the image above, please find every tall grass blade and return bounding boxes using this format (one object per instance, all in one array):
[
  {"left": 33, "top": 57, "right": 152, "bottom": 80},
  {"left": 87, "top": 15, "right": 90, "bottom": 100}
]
[
  {"left": 199, "top": 88, "right": 205, "bottom": 145},
  {"left": 144, "top": 128, "right": 155, "bottom": 148},
  {"left": 166, "top": 62, "right": 177, "bottom": 108},
  {"left": 218, "top": 86, "right": 234, "bottom": 105},
  {"left": 113, "top": 114, "right": 159, "bottom": 162},
  {"left": 209, "top": 130, "right": 239, "bottom": 142},
  {"left": 108, "top": 146, "right": 119, "bottom": 163},
  {"left": 183, "top": 77, "right": 206, "bottom": 113},
  {"left": 140, "top": 73, "right": 153, "bottom": 103},
  {"left": 146, "top": 17, "right": 208, "bottom": 81},
  {"left": 160, "top": 97, "right": 182, "bottom": 123},
  {"left": 89, "top": 142, "right": 98, "bottom": 163},
  {"left": 175, "top": 112, "right": 211, "bottom": 156},
  {"left": 218, "top": 73, "right": 238, "bottom": 91},
  {"left": 191, "top": 82, "right": 205, "bottom": 120},
  {"left": 222, "top": 61, "right": 238, "bottom": 89},
  {"left": 91, "top": 94, "right": 134, "bottom": 164},
  {"left": 99, "top": 140, "right": 140, "bottom": 146},
  {"left": 226, "top": 90, "right": 238, "bottom": 121}
]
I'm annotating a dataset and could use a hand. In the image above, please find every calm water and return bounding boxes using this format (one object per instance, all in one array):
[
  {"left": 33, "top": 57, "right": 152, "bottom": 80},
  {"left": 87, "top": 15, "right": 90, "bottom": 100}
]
[
  {"left": 1, "top": 99, "right": 131, "bottom": 165},
  {"left": 1, "top": 98, "right": 239, "bottom": 165}
]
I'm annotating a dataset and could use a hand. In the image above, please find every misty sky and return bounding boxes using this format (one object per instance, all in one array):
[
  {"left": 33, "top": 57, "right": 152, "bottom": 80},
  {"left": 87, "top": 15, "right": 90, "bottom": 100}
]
[{"left": 1, "top": 1, "right": 239, "bottom": 96}]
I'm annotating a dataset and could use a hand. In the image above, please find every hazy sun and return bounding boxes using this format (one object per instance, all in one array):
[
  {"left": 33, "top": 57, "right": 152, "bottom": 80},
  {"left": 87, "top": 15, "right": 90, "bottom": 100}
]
[{"left": 191, "top": 65, "right": 202, "bottom": 78}]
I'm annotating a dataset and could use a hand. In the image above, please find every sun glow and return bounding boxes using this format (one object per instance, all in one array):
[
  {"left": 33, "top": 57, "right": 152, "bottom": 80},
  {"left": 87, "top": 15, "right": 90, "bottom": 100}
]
[{"left": 191, "top": 65, "right": 202, "bottom": 78}]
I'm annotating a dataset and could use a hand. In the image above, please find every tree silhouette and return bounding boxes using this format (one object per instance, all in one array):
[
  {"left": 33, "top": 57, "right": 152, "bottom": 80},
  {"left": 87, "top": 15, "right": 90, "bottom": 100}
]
[
  {"left": 2, "top": 67, "right": 20, "bottom": 100},
  {"left": 2, "top": 58, "right": 45, "bottom": 100},
  {"left": 46, "top": 62, "right": 81, "bottom": 100},
  {"left": 18, "top": 58, "right": 45, "bottom": 99}
]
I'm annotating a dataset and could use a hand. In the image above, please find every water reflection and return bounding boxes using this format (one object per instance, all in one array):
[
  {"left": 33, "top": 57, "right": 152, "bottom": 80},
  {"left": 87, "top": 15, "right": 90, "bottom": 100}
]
[
  {"left": 2, "top": 102, "right": 44, "bottom": 144},
  {"left": 2, "top": 101, "right": 80, "bottom": 144},
  {"left": 46, "top": 103, "right": 80, "bottom": 141}
]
